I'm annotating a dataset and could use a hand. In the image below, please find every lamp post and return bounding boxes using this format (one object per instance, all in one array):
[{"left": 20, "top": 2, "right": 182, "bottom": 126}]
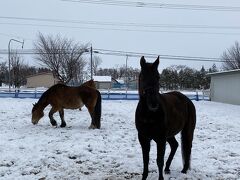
[
  {"left": 8, "top": 39, "right": 24, "bottom": 92},
  {"left": 125, "top": 55, "right": 129, "bottom": 97},
  {"left": 90, "top": 45, "right": 93, "bottom": 79}
]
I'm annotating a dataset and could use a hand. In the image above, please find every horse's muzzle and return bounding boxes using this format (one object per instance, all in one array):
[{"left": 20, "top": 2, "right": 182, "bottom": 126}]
[
  {"left": 145, "top": 93, "right": 159, "bottom": 112},
  {"left": 32, "top": 119, "right": 38, "bottom": 125}
]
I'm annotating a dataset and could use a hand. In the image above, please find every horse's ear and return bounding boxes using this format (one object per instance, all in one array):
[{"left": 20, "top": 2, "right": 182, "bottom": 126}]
[
  {"left": 140, "top": 56, "right": 146, "bottom": 68},
  {"left": 153, "top": 56, "right": 159, "bottom": 69}
]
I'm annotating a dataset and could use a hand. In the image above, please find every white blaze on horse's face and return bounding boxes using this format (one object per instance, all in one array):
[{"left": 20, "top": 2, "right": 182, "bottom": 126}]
[{"left": 31, "top": 103, "right": 44, "bottom": 125}]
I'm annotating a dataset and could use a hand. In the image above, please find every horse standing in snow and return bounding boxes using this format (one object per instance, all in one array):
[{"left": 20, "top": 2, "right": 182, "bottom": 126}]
[
  {"left": 31, "top": 80, "right": 101, "bottom": 129},
  {"left": 135, "top": 56, "right": 196, "bottom": 180}
]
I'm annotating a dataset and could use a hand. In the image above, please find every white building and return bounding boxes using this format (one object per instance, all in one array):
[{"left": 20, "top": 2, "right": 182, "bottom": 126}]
[
  {"left": 208, "top": 69, "right": 240, "bottom": 105},
  {"left": 26, "top": 72, "right": 60, "bottom": 88},
  {"left": 93, "top": 76, "right": 112, "bottom": 89}
]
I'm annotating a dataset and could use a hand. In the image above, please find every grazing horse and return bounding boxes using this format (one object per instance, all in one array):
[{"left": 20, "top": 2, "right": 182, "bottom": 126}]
[
  {"left": 135, "top": 56, "right": 196, "bottom": 180},
  {"left": 31, "top": 80, "right": 101, "bottom": 129}
]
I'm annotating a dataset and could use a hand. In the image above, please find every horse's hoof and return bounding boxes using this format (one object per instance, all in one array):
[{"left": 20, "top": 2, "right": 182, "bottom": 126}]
[
  {"left": 51, "top": 121, "right": 57, "bottom": 127},
  {"left": 88, "top": 124, "right": 97, "bottom": 129},
  {"left": 181, "top": 169, "right": 187, "bottom": 174},
  {"left": 60, "top": 123, "right": 66, "bottom": 128},
  {"left": 164, "top": 169, "right": 171, "bottom": 174}
]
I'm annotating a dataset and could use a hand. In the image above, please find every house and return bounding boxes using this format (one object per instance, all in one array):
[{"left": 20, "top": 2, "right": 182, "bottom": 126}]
[
  {"left": 93, "top": 76, "right": 112, "bottom": 89},
  {"left": 112, "top": 78, "right": 125, "bottom": 89},
  {"left": 208, "top": 69, "right": 240, "bottom": 105},
  {"left": 26, "top": 72, "right": 60, "bottom": 88}
]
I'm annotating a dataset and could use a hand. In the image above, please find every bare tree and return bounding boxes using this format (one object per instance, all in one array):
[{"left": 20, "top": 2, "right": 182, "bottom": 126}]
[
  {"left": 10, "top": 51, "right": 27, "bottom": 87},
  {"left": 222, "top": 41, "right": 240, "bottom": 70},
  {"left": 88, "top": 55, "right": 102, "bottom": 76},
  {"left": 34, "top": 33, "right": 88, "bottom": 84},
  {"left": 0, "top": 62, "right": 8, "bottom": 86}
]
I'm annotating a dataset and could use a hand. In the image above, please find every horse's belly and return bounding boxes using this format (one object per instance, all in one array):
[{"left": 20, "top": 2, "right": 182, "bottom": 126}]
[
  {"left": 166, "top": 117, "right": 185, "bottom": 137},
  {"left": 166, "top": 128, "right": 182, "bottom": 137},
  {"left": 63, "top": 99, "right": 84, "bottom": 109}
]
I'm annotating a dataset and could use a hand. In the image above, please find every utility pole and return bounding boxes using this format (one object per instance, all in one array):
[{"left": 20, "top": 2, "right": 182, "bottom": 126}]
[
  {"left": 125, "top": 55, "right": 128, "bottom": 97},
  {"left": 90, "top": 45, "right": 93, "bottom": 80},
  {"left": 8, "top": 39, "right": 24, "bottom": 92}
]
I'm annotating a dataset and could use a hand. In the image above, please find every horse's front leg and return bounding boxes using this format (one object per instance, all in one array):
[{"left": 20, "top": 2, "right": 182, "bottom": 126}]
[
  {"left": 49, "top": 107, "right": 58, "bottom": 126},
  {"left": 156, "top": 138, "right": 166, "bottom": 180},
  {"left": 59, "top": 108, "right": 66, "bottom": 128},
  {"left": 138, "top": 133, "right": 151, "bottom": 180}
]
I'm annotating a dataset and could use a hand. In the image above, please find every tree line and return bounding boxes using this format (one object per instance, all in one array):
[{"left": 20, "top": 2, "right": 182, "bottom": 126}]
[
  {"left": 95, "top": 64, "right": 218, "bottom": 90},
  {"left": 0, "top": 58, "right": 50, "bottom": 87},
  {"left": 0, "top": 33, "right": 239, "bottom": 89}
]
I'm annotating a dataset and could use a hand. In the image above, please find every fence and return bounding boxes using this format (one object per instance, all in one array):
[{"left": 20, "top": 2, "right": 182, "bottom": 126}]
[{"left": 0, "top": 89, "right": 209, "bottom": 101}]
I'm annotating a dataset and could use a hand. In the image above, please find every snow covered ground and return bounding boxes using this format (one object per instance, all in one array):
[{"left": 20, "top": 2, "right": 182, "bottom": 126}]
[{"left": 0, "top": 98, "right": 239, "bottom": 180}]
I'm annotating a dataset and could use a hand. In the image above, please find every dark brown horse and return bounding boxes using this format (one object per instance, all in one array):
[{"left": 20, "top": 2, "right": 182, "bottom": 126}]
[
  {"left": 32, "top": 80, "right": 101, "bottom": 129},
  {"left": 135, "top": 56, "right": 196, "bottom": 180}
]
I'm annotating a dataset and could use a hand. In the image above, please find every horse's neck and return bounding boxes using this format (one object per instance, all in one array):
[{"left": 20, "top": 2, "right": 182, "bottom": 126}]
[{"left": 38, "top": 95, "right": 49, "bottom": 110}]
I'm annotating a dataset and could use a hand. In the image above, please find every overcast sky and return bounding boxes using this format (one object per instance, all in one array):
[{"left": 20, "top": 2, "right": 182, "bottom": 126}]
[{"left": 0, "top": 0, "right": 240, "bottom": 71}]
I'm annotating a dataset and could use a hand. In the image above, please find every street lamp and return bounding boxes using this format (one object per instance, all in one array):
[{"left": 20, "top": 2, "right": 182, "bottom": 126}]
[{"left": 8, "top": 39, "right": 24, "bottom": 92}]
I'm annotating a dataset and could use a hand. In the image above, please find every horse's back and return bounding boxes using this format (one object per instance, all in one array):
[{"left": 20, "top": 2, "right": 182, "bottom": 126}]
[
  {"left": 162, "top": 91, "right": 195, "bottom": 111},
  {"left": 45, "top": 83, "right": 99, "bottom": 109}
]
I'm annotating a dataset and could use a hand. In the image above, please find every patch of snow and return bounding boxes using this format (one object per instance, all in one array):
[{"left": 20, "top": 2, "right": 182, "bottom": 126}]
[{"left": 0, "top": 98, "right": 239, "bottom": 179}]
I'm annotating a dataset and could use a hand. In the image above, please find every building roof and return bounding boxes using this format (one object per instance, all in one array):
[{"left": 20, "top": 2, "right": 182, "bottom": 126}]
[
  {"left": 26, "top": 72, "right": 54, "bottom": 79},
  {"left": 112, "top": 78, "right": 124, "bottom": 84},
  {"left": 93, "top": 76, "right": 111, "bottom": 82},
  {"left": 208, "top": 69, "right": 240, "bottom": 76}
]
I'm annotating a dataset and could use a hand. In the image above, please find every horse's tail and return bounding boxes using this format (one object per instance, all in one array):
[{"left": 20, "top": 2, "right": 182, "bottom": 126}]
[
  {"left": 181, "top": 99, "right": 196, "bottom": 173},
  {"left": 94, "top": 90, "right": 102, "bottom": 129}
]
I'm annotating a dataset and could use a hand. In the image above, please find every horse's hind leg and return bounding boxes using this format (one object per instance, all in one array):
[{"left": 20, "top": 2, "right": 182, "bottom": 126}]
[
  {"left": 164, "top": 136, "right": 179, "bottom": 174},
  {"left": 59, "top": 108, "right": 66, "bottom": 128},
  {"left": 49, "top": 107, "right": 58, "bottom": 126},
  {"left": 85, "top": 92, "right": 101, "bottom": 129},
  {"left": 86, "top": 106, "right": 97, "bottom": 129}
]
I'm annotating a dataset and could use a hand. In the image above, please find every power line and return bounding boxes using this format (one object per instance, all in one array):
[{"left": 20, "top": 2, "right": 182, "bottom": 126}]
[
  {"left": 1, "top": 16, "right": 240, "bottom": 30},
  {"left": 0, "top": 32, "right": 26, "bottom": 41},
  {"left": 94, "top": 48, "right": 226, "bottom": 62},
  {"left": 95, "top": 48, "right": 221, "bottom": 60},
  {"left": 1, "top": 22, "right": 240, "bottom": 36},
  {"left": 0, "top": 48, "right": 226, "bottom": 63},
  {"left": 61, "top": 0, "right": 240, "bottom": 12}
]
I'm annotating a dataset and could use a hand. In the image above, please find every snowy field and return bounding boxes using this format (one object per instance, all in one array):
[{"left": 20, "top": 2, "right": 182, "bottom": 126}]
[{"left": 0, "top": 98, "right": 240, "bottom": 180}]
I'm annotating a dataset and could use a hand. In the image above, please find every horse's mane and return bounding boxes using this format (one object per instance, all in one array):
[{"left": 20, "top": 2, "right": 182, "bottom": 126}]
[
  {"left": 37, "top": 83, "right": 66, "bottom": 105},
  {"left": 36, "top": 81, "right": 95, "bottom": 106}
]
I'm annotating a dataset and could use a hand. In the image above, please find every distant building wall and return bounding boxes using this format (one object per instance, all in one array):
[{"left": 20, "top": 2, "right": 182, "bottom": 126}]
[
  {"left": 26, "top": 73, "right": 59, "bottom": 88},
  {"left": 209, "top": 70, "right": 240, "bottom": 105},
  {"left": 93, "top": 76, "right": 112, "bottom": 89},
  {"left": 95, "top": 82, "right": 111, "bottom": 89}
]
